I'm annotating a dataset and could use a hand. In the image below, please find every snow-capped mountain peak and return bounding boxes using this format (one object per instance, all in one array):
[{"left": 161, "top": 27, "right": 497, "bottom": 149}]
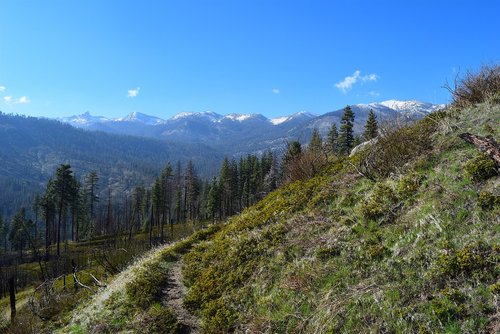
[
  {"left": 171, "top": 111, "right": 223, "bottom": 122},
  {"left": 221, "top": 113, "right": 269, "bottom": 123},
  {"left": 59, "top": 112, "right": 111, "bottom": 126},
  {"left": 376, "top": 100, "right": 445, "bottom": 113},
  {"left": 270, "top": 116, "right": 289, "bottom": 125},
  {"left": 270, "top": 111, "right": 316, "bottom": 125},
  {"left": 117, "top": 111, "right": 166, "bottom": 125},
  {"left": 349, "top": 100, "right": 445, "bottom": 117},
  {"left": 223, "top": 114, "right": 254, "bottom": 122}
]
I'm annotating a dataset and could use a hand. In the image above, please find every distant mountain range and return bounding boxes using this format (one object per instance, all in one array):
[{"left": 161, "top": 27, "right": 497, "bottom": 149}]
[{"left": 59, "top": 100, "right": 445, "bottom": 154}]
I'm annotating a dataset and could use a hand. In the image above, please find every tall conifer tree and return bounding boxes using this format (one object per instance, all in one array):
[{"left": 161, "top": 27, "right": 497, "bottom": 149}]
[
  {"left": 327, "top": 123, "right": 339, "bottom": 154},
  {"left": 363, "top": 109, "right": 378, "bottom": 140},
  {"left": 338, "top": 105, "right": 355, "bottom": 155}
]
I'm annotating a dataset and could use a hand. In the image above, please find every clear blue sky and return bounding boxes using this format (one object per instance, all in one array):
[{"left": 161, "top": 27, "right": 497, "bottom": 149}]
[{"left": 0, "top": 0, "right": 498, "bottom": 119}]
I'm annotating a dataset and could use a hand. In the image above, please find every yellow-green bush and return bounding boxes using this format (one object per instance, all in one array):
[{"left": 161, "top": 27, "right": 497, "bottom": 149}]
[
  {"left": 126, "top": 259, "right": 171, "bottom": 309},
  {"left": 396, "top": 171, "right": 423, "bottom": 199},
  {"left": 360, "top": 183, "right": 398, "bottom": 221},
  {"left": 200, "top": 297, "right": 239, "bottom": 332},
  {"left": 145, "top": 304, "right": 182, "bottom": 334},
  {"left": 463, "top": 153, "right": 496, "bottom": 181},
  {"left": 316, "top": 245, "right": 341, "bottom": 260},
  {"left": 477, "top": 190, "right": 500, "bottom": 209},
  {"left": 437, "top": 242, "right": 499, "bottom": 280}
]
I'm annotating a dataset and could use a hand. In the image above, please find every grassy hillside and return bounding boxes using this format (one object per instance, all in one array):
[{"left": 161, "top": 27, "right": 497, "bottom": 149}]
[
  {"left": 12, "top": 97, "right": 498, "bottom": 333},
  {"left": 179, "top": 99, "right": 499, "bottom": 332}
]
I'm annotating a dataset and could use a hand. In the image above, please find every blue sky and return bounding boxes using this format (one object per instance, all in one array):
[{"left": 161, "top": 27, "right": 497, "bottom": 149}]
[{"left": 0, "top": 0, "right": 498, "bottom": 119}]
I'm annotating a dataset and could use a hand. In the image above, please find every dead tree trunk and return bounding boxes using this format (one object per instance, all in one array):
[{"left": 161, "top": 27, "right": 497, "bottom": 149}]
[
  {"left": 9, "top": 276, "right": 16, "bottom": 320},
  {"left": 459, "top": 133, "right": 500, "bottom": 166}
]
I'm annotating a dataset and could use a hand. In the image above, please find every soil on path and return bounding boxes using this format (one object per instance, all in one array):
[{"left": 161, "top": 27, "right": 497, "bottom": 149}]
[{"left": 163, "top": 260, "right": 200, "bottom": 333}]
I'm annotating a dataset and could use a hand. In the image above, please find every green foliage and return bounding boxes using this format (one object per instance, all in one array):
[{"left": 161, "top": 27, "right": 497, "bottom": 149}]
[
  {"left": 8, "top": 207, "right": 33, "bottom": 253},
  {"left": 316, "top": 245, "right": 341, "bottom": 260},
  {"left": 436, "top": 242, "right": 499, "bottom": 280},
  {"left": 396, "top": 171, "right": 423, "bottom": 199},
  {"left": 326, "top": 123, "right": 339, "bottom": 155},
  {"left": 477, "top": 190, "right": 500, "bottom": 209},
  {"left": 463, "top": 153, "right": 497, "bottom": 181},
  {"left": 308, "top": 128, "right": 323, "bottom": 154},
  {"left": 360, "top": 183, "right": 398, "bottom": 221},
  {"left": 338, "top": 105, "right": 355, "bottom": 155},
  {"left": 363, "top": 109, "right": 378, "bottom": 140},
  {"left": 126, "top": 257, "right": 171, "bottom": 309},
  {"left": 200, "top": 298, "right": 239, "bottom": 332},
  {"left": 356, "top": 115, "right": 437, "bottom": 179},
  {"left": 145, "top": 304, "right": 182, "bottom": 334}
]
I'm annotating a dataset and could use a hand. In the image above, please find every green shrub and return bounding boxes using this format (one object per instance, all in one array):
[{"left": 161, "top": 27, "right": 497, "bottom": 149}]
[
  {"left": 437, "top": 242, "right": 499, "bottom": 280},
  {"left": 396, "top": 171, "right": 423, "bottom": 199},
  {"left": 360, "top": 183, "right": 398, "bottom": 221},
  {"left": 427, "top": 296, "right": 464, "bottom": 323},
  {"left": 316, "top": 245, "right": 341, "bottom": 259},
  {"left": 145, "top": 304, "right": 182, "bottom": 334},
  {"left": 200, "top": 298, "right": 239, "bottom": 332},
  {"left": 477, "top": 190, "right": 500, "bottom": 209},
  {"left": 464, "top": 153, "right": 496, "bottom": 181},
  {"left": 355, "top": 117, "right": 436, "bottom": 179},
  {"left": 126, "top": 259, "right": 170, "bottom": 309},
  {"left": 489, "top": 282, "right": 500, "bottom": 294},
  {"left": 366, "top": 244, "right": 389, "bottom": 260}
]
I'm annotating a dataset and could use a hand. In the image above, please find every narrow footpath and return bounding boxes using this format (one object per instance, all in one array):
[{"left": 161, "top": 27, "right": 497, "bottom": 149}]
[{"left": 163, "top": 260, "right": 200, "bottom": 333}]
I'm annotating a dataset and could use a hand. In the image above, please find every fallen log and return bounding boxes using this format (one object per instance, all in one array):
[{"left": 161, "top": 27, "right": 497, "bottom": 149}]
[{"left": 459, "top": 133, "right": 500, "bottom": 167}]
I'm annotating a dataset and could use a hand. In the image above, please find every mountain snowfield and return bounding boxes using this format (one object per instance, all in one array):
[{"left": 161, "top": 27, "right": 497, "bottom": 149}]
[
  {"left": 58, "top": 100, "right": 445, "bottom": 155},
  {"left": 59, "top": 100, "right": 444, "bottom": 128}
]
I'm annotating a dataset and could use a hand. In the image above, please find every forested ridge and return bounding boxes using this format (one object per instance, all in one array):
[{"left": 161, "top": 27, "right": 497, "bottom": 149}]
[{"left": 0, "top": 113, "right": 222, "bottom": 217}]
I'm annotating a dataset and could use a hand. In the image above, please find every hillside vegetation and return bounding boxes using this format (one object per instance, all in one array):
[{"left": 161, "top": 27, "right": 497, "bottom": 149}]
[{"left": 47, "top": 93, "right": 500, "bottom": 333}]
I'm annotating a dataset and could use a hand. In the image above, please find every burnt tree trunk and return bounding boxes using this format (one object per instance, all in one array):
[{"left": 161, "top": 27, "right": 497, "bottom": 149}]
[{"left": 459, "top": 133, "right": 500, "bottom": 167}]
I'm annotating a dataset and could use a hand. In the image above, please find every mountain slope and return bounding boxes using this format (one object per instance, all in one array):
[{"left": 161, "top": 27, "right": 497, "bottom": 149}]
[
  {"left": 58, "top": 99, "right": 498, "bottom": 333},
  {"left": 0, "top": 113, "right": 222, "bottom": 217}
]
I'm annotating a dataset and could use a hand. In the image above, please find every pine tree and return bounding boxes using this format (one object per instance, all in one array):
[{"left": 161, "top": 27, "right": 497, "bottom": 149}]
[
  {"left": 207, "top": 177, "right": 220, "bottom": 223},
  {"left": 308, "top": 128, "right": 323, "bottom": 154},
  {"left": 0, "top": 214, "right": 7, "bottom": 253},
  {"left": 84, "top": 171, "right": 99, "bottom": 231},
  {"left": 185, "top": 161, "right": 200, "bottom": 221},
  {"left": 219, "top": 158, "right": 233, "bottom": 217},
  {"left": 283, "top": 141, "right": 302, "bottom": 166},
  {"left": 338, "top": 105, "right": 355, "bottom": 155},
  {"left": 363, "top": 109, "right": 378, "bottom": 140},
  {"left": 159, "top": 163, "right": 173, "bottom": 242},
  {"left": 281, "top": 141, "right": 302, "bottom": 179},
  {"left": 9, "top": 208, "right": 30, "bottom": 257},
  {"left": 326, "top": 123, "right": 339, "bottom": 154},
  {"left": 52, "top": 164, "right": 78, "bottom": 256},
  {"left": 40, "top": 182, "right": 56, "bottom": 259}
]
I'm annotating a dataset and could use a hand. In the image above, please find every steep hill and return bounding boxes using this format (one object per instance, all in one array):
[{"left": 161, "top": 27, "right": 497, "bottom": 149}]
[
  {"left": 55, "top": 99, "right": 498, "bottom": 333},
  {"left": 0, "top": 113, "right": 222, "bottom": 217}
]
